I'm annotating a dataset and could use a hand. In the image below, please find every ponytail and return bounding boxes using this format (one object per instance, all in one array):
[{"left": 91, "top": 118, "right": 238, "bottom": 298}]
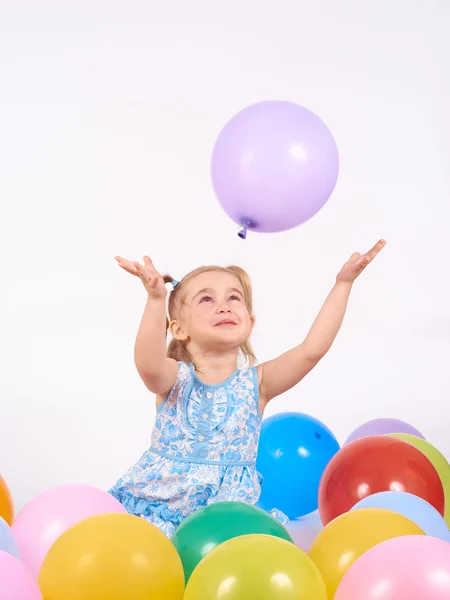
[
  {"left": 167, "top": 338, "right": 193, "bottom": 363},
  {"left": 163, "top": 274, "right": 193, "bottom": 363}
]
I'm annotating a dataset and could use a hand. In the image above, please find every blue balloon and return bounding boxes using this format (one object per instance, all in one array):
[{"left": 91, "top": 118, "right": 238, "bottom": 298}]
[
  {"left": 256, "top": 412, "right": 340, "bottom": 519},
  {"left": 351, "top": 491, "right": 450, "bottom": 542},
  {"left": 0, "top": 516, "right": 21, "bottom": 559}
]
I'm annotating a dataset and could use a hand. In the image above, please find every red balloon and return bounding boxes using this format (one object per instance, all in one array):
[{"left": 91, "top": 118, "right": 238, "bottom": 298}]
[{"left": 319, "top": 435, "right": 445, "bottom": 525}]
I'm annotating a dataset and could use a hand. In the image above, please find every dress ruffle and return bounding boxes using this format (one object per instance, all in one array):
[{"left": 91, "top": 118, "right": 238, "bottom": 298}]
[
  {"left": 109, "top": 489, "right": 184, "bottom": 529},
  {"left": 268, "top": 507, "right": 289, "bottom": 525},
  {"left": 110, "top": 488, "right": 289, "bottom": 536}
]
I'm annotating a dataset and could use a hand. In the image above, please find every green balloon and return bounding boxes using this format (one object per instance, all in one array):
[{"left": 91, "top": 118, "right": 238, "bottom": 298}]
[
  {"left": 171, "top": 502, "right": 293, "bottom": 583},
  {"left": 388, "top": 433, "right": 450, "bottom": 528}
]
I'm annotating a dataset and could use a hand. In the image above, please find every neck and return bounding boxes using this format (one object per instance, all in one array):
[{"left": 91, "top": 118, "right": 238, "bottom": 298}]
[{"left": 190, "top": 350, "right": 239, "bottom": 384}]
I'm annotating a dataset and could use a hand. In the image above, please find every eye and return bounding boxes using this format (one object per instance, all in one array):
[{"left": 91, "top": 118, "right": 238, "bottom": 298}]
[
  {"left": 230, "top": 294, "right": 242, "bottom": 301},
  {"left": 199, "top": 295, "right": 213, "bottom": 303}
]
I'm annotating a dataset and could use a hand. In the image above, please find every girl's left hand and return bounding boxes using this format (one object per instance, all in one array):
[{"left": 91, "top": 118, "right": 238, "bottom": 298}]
[{"left": 337, "top": 239, "right": 386, "bottom": 283}]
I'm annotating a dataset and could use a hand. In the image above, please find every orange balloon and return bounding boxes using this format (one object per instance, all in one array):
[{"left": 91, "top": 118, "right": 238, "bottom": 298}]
[{"left": 0, "top": 475, "right": 14, "bottom": 525}]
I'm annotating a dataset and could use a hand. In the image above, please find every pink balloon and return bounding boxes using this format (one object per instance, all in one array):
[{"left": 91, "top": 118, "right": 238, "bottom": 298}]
[
  {"left": 0, "top": 550, "right": 42, "bottom": 600},
  {"left": 334, "top": 535, "right": 450, "bottom": 600},
  {"left": 11, "top": 484, "right": 126, "bottom": 579}
]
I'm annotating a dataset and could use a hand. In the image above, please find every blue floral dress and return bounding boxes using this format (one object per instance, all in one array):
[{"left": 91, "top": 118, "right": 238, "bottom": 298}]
[{"left": 109, "top": 361, "right": 288, "bottom": 537}]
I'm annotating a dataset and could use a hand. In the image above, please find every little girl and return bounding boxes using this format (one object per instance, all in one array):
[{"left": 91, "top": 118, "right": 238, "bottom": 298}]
[{"left": 110, "top": 240, "right": 385, "bottom": 537}]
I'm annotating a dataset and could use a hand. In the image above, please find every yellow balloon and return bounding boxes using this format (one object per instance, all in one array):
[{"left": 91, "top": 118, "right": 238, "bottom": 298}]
[
  {"left": 184, "top": 533, "right": 327, "bottom": 600},
  {"left": 308, "top": 508, "right": 424, "bottom": 598},
  {"left": 388, "top": 433, "right": 450, "bottom": 527},
  {"left": 38, "top": 513, "right": 184, "bottom": 600}
]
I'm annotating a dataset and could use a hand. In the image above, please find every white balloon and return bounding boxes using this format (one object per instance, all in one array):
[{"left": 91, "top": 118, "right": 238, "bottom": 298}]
[{"left": 285, "top": 510, "right": 323, "bottom": 552}]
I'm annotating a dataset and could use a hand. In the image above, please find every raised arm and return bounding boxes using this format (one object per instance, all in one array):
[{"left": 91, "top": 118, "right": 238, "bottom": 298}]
[
  {"left": 115, "top": 255, "right": 178, "bottom": 396},
  {"left": 258, "top": 240, "right": 386, "bottom": 409}
]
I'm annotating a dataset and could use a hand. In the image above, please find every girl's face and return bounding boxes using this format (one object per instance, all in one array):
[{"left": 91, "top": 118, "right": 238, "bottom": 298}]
[{"left": 174, "top": 271, "right": 254, "bottom": 354}]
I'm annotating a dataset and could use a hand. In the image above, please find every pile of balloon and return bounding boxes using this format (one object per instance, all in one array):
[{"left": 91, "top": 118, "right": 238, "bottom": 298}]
[
  {"left": 2, "top": 103, "right": 450, "bottom": 598},
  {"left": 2, "top": 414, "right": 450, "bottom": 599}
]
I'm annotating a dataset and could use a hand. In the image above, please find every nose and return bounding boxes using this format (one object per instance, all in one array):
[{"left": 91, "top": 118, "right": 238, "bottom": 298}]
[{"left": 217, "top": 302, "right": 231, "bottom": 314}]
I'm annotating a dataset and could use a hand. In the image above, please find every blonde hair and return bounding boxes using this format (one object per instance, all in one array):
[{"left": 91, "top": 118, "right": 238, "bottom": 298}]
[{"left": 163, "top": 265, "right": 256, "bottom": 366}]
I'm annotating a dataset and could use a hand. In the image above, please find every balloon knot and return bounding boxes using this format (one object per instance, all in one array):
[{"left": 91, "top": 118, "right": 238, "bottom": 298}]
[{"left": 238, "top": 221, "right": 252, "bottom": 239}]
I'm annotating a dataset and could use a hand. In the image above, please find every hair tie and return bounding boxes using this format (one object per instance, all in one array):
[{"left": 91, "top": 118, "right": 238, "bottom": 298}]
[{"left": 171, "top": 279, "right": 179, "bottom": 287}]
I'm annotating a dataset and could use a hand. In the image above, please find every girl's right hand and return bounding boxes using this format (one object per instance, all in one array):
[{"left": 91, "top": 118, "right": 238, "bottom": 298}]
[{"left": 114, "top": 255, "right": 167, "bottom": 299}]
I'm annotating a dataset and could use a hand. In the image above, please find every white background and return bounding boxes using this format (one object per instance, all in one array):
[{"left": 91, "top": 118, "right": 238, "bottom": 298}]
[{"left": 1, "top": 0, "right": 449, "bottom": 511}]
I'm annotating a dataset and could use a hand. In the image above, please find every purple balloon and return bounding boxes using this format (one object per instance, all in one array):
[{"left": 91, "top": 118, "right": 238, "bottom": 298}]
[
  {"left": 345, "top": 418, "right": 425, "bottom": 445},
  {"left": 211, "top": 101, "right": 339, "bottom": 237}
]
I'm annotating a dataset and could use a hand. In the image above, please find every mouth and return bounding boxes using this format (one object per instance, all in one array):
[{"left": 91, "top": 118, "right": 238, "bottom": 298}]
[{"left": 214, "top": 319, "right": 237, "bottom": 327}]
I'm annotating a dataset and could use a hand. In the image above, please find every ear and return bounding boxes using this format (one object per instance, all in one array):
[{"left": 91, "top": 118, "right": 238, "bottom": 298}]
[
  {"left": 169, "top": 320, "right": 189, "bottom": 341},
  {"left": 250, "top": 314, "right": 256, "bottom": 330}
]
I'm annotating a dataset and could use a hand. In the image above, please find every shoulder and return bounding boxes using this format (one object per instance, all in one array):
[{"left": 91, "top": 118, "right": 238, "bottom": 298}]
[
  {"left": 155, "top": 361, "right": 193, "bottom": 406},
  {"left": 228, "top": 366, "right": 261, "bottom": 415},
  {"left": 232, "top": 365, "right": 260, "bottom": 392}
]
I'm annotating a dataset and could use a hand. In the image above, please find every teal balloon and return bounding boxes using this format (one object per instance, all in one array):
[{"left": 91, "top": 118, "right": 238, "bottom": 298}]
[
  {"left": 171, "top": 501, "right": 292, "bottom": 583},
  {"left": 351, "top": 491, "right": 450, "bottom": 542},
  {"left": 0, "top": 516, "right": 20, "bottom": 559}
]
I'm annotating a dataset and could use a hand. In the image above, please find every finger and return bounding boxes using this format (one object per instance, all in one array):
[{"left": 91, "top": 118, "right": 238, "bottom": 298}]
[
  {"left": 133, "top": 261, "right": 145, "bottom": 275},
  {"left": 376, "top": 238, "right": 387, "bottom": 251},
  {"left": 118, "top": 261, "right": 139, "bottom": 276},
  {"left": 349, "top": 252, "right": 361, "bottom": 261},
  {"left": 115, "top": 256, "right": 134, "bottom": 266},
  {"left": 143, "top": 255, "right": 159, "bottom": 275},
  {"left": 143, "top": 255, "right": 155, "bottom": 268},
  {"left": 364, "top": 239, "right": 387, "bottom": 262},
  {"left": 368, "top": 239, "right": 386, "bottom": 256},
  {"left": 356, "top": 255, "right": 371, "bottom": 269},
  {"left": 134, "top": 261, "right": 156, "bottom": 286}
]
